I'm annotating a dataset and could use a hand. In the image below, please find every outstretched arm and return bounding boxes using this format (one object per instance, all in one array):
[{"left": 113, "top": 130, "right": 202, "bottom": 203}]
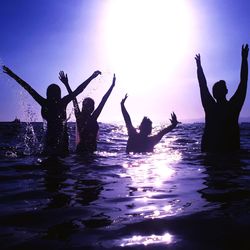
[
  {"left": 195, "top": 54, "right": 214, "bottom": 109},
  {"left": 63, "top": 70, "right": 101, "bottom": 104},
  {"left": 151, "top": 112, "right": 180, "bottom": 145},
  {"left": 59, "top": 71, "right": 80, "bottom": 118},
  {"left": 230, "top": 44, "right": 249, "bottom": 111},
  {"left": 2, "top": 66, "right": 45, "bottom": 106},
  {"left": 92, "top": 74, "right": 116, "bottom": 120},
  {"left": 120, "top": 94, "right": 135, "bottom": 135}
]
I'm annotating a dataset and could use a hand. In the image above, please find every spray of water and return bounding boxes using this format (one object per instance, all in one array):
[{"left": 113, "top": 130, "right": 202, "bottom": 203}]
[
  {"left": 18, "top": 92, "right": 41, "bottom": 155},
  {"left": 23, "top": 104, "right": 41, "bottom": 155}
]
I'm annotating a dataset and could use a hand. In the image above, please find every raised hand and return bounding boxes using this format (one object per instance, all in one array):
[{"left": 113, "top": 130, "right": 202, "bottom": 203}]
[
  {"left": 91, "top": 70, "right": 102, "bottom": 79},
  {"left": 2, "top": 66, "right": 14, "bottom": 76},
  {"left": 112, "top": 74, "right": 116, "bottom": 87},
  {"left": 59, "top": 71, "right": 69, "bottom": 86},
  {"left": 170, "top": 112, "right": 180, "bottom": 126},
  {"left": 195, "top": 54, "right": 201, "bottom": 67},
  {"left": 121, "top": 93, "right": 128, "bottom": 105},
  {"left": 242, "top": 44, "right": 249, "bottom": 59}
]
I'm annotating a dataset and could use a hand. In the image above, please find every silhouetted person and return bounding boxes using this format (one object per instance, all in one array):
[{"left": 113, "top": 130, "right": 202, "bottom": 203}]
[
  {"left": 195, "top": 44, "right": 249, "bottom": 153},
  {"left": 59, "top": 71, "right": 116, "bottom": 154},
  {"left": 2, "top": 66, "right": 101, "bottom": 156},
  {"left": 120, "top": 94, "right": 179, "bottom": 153}
]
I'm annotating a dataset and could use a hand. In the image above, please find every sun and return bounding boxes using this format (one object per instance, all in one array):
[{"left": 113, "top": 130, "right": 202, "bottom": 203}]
[{"left": 101, "top": 0, "right": 194, "bottom": 95}]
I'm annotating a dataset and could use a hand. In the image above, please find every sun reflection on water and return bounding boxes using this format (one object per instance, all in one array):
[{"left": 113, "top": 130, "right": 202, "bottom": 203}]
[
  {"left": 120, "top": 233, "right": 173, "bottom": 247},
  {"left": 121, "top": 149, "right": 183, "bottom": 219},
  {"left": 123, "top": 149, "right": 182, "bottom": 188}
]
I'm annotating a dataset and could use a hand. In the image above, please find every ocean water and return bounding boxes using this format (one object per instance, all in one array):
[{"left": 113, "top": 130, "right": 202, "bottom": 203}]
[{"left": 1, "top": 122, "right": 250, "bottom": 250}]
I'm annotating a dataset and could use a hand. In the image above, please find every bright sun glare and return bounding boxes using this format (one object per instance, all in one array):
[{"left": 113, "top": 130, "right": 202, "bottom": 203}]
[{"left": 102, "top": 0, "right": 194, "bottom": 94}]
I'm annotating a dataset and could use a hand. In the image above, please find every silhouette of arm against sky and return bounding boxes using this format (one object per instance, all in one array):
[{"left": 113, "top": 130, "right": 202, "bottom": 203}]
[
  {"left": 59, "top": 71, "right": 81, "bottom": 119},
  {"left": 151, "top": 112, "right": 179, "bottom": 145},
  {"left": 121, "top": 94, "right": 135, "bottom": 135},
  {"left": 195, "top": 54, "right": 215, "bottom": 109},
  {"left": 62, "top": 70, "right": 101, "bottom": 105},
  {"left": 92, "top": 74, "right": 116, "bottom": 120},
  {"left": 2, "top": 66, "right": 45, "bottom": 106},
  {"left": 230, "top": 44, "right": 249, "bottom": 112}
]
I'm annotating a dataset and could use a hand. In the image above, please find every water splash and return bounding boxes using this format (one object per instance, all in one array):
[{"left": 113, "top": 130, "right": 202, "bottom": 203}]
[
  {"left": 5, "top": 150, "right": 18, "bottom": 158},
  {"left": 23, "top": 104, "right": 40, "bottom": 155},
  {"left": 23, "top": 122, "right": 38, "bottom": 155}
]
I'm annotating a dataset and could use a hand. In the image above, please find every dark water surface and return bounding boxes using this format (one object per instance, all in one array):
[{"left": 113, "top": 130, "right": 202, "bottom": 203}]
[{"left": 1, "top": 122, "right": 250, "bottom": 250}]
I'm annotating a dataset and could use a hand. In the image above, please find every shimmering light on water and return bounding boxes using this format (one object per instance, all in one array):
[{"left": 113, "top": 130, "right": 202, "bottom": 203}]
[
  {"left": 120, "top": 233, "right": 173, "bottom": 247},
  {"left": 121, "top": 149, "right": 184, "bottom": 220},
  {"left": 122, "top": 149, "right": 181, "bottom": 188},
  {"left": 97, "top": 151, "right": 118, "bottom": 157},
  {"left": 133, "top": 201, "right": 180, "bottom": 219}
]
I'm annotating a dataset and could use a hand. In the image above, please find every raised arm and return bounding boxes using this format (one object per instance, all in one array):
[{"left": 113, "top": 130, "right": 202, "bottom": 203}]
[
  {"left": 2, "top": 66, "right": 44, "bottom": 106},
  {"left": 120, "top": 94, "right": 135, "bottom": 135},
  {"left": 151, "top": 112, "right": 179, "bottom": 145},
  {"left": 230, "top": 44, "right": 249, "bottom": 111},
  {"left": 195, "top": 54, "right": 214, "bottom": 109},
  {"left": 92, "top": 74, "right": 116, "bottom": 120},
  {"left": 63, "top": 70, "right": 101, "bottom": 104},
  {"left": 59, "top": 71, "right": 80, "bottom": 117}
]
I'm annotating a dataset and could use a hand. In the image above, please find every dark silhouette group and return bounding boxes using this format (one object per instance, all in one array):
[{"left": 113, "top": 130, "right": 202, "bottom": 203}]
[
  {"left": 3, "top": 66, "right": 101, "bottom": 156},
  {"left": 2, "top": 43, "right": 249, "bottom": 156}
]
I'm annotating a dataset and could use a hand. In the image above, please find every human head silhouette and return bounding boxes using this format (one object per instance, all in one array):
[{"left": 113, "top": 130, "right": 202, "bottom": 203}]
[
  {"left": 139, "top": 117, "right": 152, "bottom": 136},
  {"left": 47, "top": 84, "right": 61, "bottom": 102},
  {"left": 212, "top": 80, "right": 228, "bottom": 101},
  {"left": 82, "top": 97, "right": 95, "bottom": 114}
]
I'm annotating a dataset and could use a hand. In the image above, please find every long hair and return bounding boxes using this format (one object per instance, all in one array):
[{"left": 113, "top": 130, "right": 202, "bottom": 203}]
[
  {"left": 82, "top": 97, "right": 95, "bottom": 114},
  {"left": 47, "top": 84, "right": 61, "bottom": 101},
  {"left": 139, "top": 116, "right": 152, "bottom": 135}
]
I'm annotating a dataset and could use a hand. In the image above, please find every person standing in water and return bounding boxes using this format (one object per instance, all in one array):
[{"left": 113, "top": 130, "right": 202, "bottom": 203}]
[
  {"left": 195, "top": 44, "right": 248, "bottom": 153},
  {"left": 2, "top": 65, "right": 101, "bottom": 156},
  {"left": 59, "top": 71, "right": 116, "bottom": 154},
  {"left": 121, "top": 94, "right": 179, "bottom": 153}
]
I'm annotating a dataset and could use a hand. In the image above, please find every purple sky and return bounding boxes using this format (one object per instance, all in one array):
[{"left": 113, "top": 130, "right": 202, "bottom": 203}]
[{"left": 1, "top": 0, "right": 250, "bottom": 123}]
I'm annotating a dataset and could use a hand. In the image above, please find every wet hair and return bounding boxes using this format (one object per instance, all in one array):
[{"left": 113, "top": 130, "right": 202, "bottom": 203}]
[
  {"left": 46, "top": 84, "right": 61, "bottom": 101},
  {"left": 139, "top": 116, "right": 152, "bottom": 136},
  {"left": 82, "top": 97, "right": 95, "bottom": 114},
  {"left": 212, "top": 80, "right": 228, "bottom": 100}
]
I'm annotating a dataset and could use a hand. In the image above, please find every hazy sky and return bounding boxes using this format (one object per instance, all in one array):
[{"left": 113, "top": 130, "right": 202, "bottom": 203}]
[{"left": 1, "top": 0, "right": 250, "bottom": 123}]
